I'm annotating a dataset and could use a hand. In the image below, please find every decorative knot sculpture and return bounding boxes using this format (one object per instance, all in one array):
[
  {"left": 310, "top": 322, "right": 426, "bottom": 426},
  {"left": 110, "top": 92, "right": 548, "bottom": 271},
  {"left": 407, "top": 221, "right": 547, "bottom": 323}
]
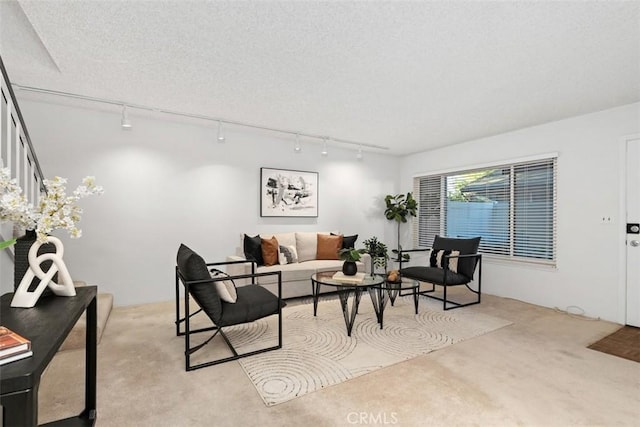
[{"left": 11, "top": 236, "right": 76, "bottom": 308}]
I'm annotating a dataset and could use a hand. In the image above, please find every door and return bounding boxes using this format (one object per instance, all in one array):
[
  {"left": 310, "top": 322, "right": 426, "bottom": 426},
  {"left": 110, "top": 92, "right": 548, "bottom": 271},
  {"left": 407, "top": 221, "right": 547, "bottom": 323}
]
[{"left": 626, "top": 137, "right": 640, "bottom": 327}]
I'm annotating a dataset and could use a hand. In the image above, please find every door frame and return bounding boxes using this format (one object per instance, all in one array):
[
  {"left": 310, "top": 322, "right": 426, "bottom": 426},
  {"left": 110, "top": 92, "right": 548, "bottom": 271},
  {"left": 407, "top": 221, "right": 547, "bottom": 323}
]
[{"left": 618, "top": 133, "right": 640, "bottom": 325}]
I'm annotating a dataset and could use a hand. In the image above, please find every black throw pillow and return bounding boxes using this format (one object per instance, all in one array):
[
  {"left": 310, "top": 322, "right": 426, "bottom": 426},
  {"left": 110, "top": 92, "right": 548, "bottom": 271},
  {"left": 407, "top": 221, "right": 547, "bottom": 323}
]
[
  {"left": 331, "top": 233, "right": 358, "bottom": 249},
  {"left": 243, "top": 234, "right": 264, "bottom": 266}
]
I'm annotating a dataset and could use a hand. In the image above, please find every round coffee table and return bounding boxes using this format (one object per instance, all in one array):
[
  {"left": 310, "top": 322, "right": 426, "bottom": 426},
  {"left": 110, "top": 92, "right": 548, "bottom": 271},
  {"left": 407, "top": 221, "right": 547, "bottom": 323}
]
[{"left": 311, "top": 271, "right": 385, "bottom": 336}]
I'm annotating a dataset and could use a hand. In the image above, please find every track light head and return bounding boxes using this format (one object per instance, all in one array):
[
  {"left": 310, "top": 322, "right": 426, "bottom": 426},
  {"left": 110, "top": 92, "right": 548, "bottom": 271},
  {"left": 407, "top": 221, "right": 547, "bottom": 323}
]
[
  {"left": 356, "top": 146, "right": 363, "bottom": 161},
  {"left": 121, "top": 105, "right": 132, "bottom": 130},
  {"left": 294, "top": 134, "right": 302, "bottom": 153},
  {"left": 217, "top": 121, "right": 225, "bottom": 143},
  {"left": 321, "top": 138, "right": 328, "bottom": 156}
]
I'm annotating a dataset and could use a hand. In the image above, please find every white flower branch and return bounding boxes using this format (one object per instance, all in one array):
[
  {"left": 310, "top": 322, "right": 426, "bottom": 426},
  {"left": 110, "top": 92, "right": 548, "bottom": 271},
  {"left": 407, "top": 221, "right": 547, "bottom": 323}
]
[{"left": 0, "top": 168, "right": 103, "bottom": 243}]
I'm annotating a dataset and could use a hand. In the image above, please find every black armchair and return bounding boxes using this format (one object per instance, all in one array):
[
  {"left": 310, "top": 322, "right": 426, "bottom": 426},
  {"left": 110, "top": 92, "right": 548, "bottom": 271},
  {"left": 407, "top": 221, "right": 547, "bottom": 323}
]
[
  {"left": 175, "top": 244, "right": 284, "bottom": 371},
  {"left": 398, "top": 236, "right": 482, "bottom": 310}
]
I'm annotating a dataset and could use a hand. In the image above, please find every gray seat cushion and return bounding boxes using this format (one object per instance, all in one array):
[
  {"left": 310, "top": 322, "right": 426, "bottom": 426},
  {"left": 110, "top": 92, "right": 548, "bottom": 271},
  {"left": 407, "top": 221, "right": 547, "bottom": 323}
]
[
  {"left": 399, "top": 266, "right": 471, "bottom": 286},
  {"left": 219, "top": 285, "right": 281, "bottom": 326}
]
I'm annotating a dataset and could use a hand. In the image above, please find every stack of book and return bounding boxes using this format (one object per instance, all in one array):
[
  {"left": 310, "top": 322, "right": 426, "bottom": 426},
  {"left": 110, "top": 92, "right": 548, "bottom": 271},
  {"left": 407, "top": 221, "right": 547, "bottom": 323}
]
[
  {"left": 0, "top": 326, "right": 32, "bottom": 365},
  {"left": 332, "top": 272, "right": 366, "bottom": 284}
]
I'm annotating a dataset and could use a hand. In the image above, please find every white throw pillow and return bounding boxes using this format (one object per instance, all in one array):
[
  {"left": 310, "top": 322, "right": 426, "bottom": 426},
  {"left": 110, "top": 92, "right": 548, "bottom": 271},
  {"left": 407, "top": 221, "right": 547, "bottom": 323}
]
[
  {"left": 295, "top": 232, "right": 318, "bottom": 262},
  {"left": 431, "top": 250, "right": 460, "bottom": 273},
  {"left": 210, "top": 270, "right": 237, "bottom": 303},
  {"left": 279, "top": 245, "right": 298, "bottom": 265}
]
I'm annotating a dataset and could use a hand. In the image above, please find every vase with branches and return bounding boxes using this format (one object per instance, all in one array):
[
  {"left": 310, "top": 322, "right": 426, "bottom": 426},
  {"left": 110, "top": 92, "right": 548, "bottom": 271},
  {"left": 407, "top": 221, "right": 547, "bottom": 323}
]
[{"left": 1, "top": 168, "right": 103, "bottom": 246}]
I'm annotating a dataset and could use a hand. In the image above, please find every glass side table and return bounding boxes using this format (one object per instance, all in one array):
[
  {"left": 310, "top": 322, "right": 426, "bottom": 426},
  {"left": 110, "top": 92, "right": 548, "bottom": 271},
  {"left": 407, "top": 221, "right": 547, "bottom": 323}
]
[{"left": 311, "top": 271, "right": 385, "bottom": 336}]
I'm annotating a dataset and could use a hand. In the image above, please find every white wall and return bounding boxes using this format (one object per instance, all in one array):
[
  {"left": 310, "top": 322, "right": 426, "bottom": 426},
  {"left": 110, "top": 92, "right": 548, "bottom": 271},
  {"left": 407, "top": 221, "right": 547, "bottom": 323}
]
[
  {"left": 401, "top": 102, "right": 640, "bottom": 323},
  {"left": 2, "top": 96, "right": 401, "bottom": 305},
  {"left": 5, "top": 95, "right": 638, "bottom": 323}
]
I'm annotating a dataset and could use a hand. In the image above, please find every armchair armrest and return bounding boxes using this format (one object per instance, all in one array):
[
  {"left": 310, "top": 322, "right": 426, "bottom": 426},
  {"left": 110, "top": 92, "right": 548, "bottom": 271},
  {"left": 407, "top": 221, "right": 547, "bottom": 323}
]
[
  {"left": 208, "top": 258, "right": 257, "bottom": 271},
  {"left": 176, "top": 259, "right": 282, "bottom": 303},
  {"left": 443, "top": 253, "right": 482, "bottom": 259},
  {"left": 398, "top": 248, "right": 432, "bottom": 269},
  {"left": 398, "top": 248, "right": 432, "bottom": 254},
  {"left": 224, "top": 256, "right": 257, "bottom": 286},
  {"left": 442, "top": 252, "right": 482, "bottom": 279}
]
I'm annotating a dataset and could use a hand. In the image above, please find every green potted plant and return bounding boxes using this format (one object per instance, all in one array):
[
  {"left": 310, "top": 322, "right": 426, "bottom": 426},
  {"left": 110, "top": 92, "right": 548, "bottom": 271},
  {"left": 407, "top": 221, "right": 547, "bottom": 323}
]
[
  {"left": 384, "top": 192, "right": 418, "bottom": 261},
  {"left": 338, "top": 248, "right": 366, "bottom": 276},
  {"left": 362, "top": 237, "right": 389, "bottom": 275}
]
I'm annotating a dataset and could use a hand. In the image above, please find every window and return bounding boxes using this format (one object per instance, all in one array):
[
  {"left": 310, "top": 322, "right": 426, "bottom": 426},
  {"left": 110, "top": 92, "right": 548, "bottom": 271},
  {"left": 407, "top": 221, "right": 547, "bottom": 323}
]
[{"left": 413, "top": 156, "right": 557, "bottom": 265}]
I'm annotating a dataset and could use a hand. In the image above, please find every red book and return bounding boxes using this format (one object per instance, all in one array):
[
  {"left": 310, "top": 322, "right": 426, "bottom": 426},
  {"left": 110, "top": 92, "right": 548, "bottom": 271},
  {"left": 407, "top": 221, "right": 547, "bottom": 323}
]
[{"left": 0, "top": 326, "right": 31, "bottom": 359}]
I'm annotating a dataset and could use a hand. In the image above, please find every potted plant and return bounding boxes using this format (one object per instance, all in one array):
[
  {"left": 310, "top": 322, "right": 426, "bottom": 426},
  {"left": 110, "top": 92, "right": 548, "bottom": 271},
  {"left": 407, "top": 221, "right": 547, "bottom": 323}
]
[
  {"left": 338, "top": 248, "right": 366, "bottom": 276},
  {"left": 384, "top": 192, "right": 418, "bottom": 261},
  {"left": 362, "top": 237, "right": 389, "bottom": 275}
]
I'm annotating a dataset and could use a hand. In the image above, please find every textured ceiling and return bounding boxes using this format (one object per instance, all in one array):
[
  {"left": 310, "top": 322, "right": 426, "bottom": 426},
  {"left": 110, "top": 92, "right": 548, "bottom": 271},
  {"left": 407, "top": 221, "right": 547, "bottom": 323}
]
[{"left": 1, "top": 0, "right": 639, "bottom": 155}]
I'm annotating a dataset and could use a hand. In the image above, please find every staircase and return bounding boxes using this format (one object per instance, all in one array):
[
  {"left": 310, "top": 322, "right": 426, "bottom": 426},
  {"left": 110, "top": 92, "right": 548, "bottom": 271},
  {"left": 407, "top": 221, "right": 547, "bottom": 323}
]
[{"left": 0, "top": 55, "right": 113, "bottom": 351}]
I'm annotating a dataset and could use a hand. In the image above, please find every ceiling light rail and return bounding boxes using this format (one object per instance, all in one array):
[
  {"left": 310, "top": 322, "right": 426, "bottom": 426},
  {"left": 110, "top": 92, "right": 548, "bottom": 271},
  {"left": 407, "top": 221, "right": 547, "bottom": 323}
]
[{"left": 12, "top": 83, "right": 389, "bottom": 152}]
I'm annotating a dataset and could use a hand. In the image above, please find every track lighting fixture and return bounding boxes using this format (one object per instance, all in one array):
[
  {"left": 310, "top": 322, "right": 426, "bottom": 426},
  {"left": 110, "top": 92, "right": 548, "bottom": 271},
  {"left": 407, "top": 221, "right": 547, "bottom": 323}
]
[
  {"left": 294, "top": 133, "right": 302, "bottom": 153},
  {"left": 217, "top": 121, "right": 226, "bottom": 143},
  {"left": 13, "top": 84, "right": 391, "bottom": 152},
  {"left": 356, "top": 145, "right": 363, "bottom": 161},
  {"left": 321, "top": 138, "right": 328, "bottom": 156},
  {"left": 121, "top": 105, "right": 132, "bottom": 130}
]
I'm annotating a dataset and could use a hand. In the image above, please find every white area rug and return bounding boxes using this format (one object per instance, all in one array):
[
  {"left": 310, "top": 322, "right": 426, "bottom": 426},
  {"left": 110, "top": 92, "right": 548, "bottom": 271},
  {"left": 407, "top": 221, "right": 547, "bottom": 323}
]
[{"left": 226, "top": 295, "right": 512, "bottom": 406}]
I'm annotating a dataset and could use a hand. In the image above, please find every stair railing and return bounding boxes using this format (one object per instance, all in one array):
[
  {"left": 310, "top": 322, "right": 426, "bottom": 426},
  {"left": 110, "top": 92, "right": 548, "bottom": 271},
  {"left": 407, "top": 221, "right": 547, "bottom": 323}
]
[{"left": 0, "top": 55, "right": 46, "bottom": 258}]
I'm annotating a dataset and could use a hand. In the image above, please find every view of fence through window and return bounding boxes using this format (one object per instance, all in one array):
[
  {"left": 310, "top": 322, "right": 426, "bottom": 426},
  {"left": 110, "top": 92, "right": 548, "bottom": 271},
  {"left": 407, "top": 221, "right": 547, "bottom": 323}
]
[{"left": 414, "top": 157, "right": 556, "bottom": 264}]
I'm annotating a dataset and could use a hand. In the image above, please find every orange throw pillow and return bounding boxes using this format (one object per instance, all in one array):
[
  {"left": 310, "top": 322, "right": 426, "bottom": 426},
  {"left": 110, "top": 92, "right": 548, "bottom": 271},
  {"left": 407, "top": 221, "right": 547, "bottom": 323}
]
[
  {"left": 316, "top": 234, "right": 343, "bottom": 260},
  {"left": 261, "top": 236, "right": 279, "bottom": 266}
]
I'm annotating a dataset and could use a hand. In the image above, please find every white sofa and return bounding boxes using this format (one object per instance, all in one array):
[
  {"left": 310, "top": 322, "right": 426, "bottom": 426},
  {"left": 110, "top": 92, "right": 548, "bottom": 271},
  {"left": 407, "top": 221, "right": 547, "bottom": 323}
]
[{"left": 226, "top": 232, "right": 370, "bottom": 299}]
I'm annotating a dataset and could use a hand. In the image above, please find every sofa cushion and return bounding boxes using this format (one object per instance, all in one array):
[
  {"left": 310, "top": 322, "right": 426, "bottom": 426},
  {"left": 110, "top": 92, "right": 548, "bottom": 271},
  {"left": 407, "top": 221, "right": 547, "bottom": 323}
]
[
  {"left": 243, "top": 234, "right": 264, "bottom": 266},
  {"left": 261, "top": 236, "right": 279, "bottom": 266},
  {"left": 317, "top": 234, "right": 343, "bottom": 260},
  {"left": 295, "top": 232, "right": 318, "bottom": 262},
  {"left": 266, "top": 232, "right": 296, "bottom": 249},
  {"left": 255, "top": 260, "right": 363, "bottom": 285}
]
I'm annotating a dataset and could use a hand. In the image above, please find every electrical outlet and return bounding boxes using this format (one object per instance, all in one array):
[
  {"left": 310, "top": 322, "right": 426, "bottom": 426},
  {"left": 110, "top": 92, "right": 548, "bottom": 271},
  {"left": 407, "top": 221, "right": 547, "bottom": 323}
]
[{"left": 600, "top": 216, "right": 614, "bottom": 224}]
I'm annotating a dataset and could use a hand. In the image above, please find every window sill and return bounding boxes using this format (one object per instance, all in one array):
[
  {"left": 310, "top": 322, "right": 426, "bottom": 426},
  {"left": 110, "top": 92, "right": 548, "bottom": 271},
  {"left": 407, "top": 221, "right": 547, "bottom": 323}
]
[{"left": 482, "top": 254, "right": 557, "bottom": 271}]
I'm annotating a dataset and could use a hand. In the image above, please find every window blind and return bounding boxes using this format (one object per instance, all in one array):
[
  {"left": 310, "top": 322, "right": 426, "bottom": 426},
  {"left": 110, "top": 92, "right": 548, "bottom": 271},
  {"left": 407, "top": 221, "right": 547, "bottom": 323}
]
[
  {"left": 414, "top": 175, "right": 442, "bottom": 248},
  {"left": 413, "top": 157, "right": 557, "bottom": 264}
]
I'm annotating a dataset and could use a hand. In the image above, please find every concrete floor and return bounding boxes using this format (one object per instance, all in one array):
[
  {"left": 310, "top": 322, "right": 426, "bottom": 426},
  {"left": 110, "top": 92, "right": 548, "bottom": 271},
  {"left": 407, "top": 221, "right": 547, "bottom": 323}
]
[{"left": 39, "top": 292, "right": 640, "bottom": 426}]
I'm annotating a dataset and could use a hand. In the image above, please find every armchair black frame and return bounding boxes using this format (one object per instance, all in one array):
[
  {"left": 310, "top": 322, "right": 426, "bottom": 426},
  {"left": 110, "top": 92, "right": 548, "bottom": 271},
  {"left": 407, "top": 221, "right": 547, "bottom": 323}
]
[
  {"left": 175, "top": 257, "right": 283, "bottom": 371},
  {"left": 398, "top": 236, "right": 482, "bottom": 310}
]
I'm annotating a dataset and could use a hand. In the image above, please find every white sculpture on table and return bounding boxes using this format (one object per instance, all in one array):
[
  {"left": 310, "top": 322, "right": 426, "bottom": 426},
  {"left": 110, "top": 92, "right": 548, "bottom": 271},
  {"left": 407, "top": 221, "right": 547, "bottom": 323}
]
[{"left": 11, "top": 236, "right": 76, "bottom": 308}]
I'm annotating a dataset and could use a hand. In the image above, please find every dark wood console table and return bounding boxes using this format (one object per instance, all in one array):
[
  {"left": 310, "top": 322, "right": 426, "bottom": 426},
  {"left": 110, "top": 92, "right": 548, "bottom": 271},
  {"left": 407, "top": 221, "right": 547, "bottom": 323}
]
[{"left": 0, "top": 286, "right": 97, "bottom": 426}]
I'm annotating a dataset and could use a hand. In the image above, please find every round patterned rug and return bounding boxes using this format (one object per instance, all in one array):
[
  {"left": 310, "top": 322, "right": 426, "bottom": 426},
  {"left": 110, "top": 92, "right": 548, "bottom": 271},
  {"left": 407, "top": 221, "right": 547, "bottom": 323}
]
[{"left": 225, "top": 295, "right": 511, "bottom": 406}]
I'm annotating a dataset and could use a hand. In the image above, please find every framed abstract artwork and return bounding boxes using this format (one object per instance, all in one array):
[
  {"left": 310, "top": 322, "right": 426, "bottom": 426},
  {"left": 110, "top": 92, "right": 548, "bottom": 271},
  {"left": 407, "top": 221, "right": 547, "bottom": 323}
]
[{"left": 260, "top": 167, "right": 319, "bottom": 217}]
